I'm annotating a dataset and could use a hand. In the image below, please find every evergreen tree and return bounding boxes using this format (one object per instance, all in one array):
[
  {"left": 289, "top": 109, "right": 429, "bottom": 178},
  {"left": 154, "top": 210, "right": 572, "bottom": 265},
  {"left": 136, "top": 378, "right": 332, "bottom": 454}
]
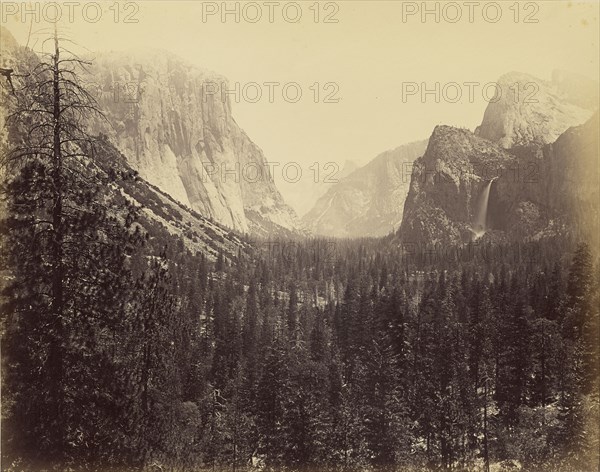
[{"left": 1, "top": 28, "right": 142, "bottom": 469}]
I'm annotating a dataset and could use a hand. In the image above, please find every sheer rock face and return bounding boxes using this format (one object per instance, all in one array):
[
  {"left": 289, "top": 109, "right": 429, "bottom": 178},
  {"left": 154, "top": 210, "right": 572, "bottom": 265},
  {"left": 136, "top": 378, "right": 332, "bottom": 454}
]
[
  {"left": 1, "top": 26, "right": 303, "bottom": 237},
  {"left": 475, "top": 70, "right": 597, "bottom": 149},
  {"left": 0, "top": 27, "right": 26, "bottom": 156},
  {"left": 84, "top": 50, "right": 303, "bottom": 237},
  {"left": 0, "top": 28, "right": 249, "bottom": 259},
  {"left": 302, "top": 140, "right": 428, "bottom": 238},
  {"left": 531, "top": 113, "right": 599, "bottom": 247},
  {"left": 400, "top": 114, "right": 599, "bottom": 246},
  {"left": 399, "top": 128, "right": 518, "bottom": 245},
  {"left": 399, "top": 70, "right": 598, "bottom": 247}
]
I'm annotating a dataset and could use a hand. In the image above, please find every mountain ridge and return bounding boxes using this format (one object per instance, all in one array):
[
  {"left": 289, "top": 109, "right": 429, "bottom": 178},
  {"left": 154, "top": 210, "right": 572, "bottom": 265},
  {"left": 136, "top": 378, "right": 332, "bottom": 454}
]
[
  {"left": 0, "top": 26, "right": 305, "bottom": 238},
  {"left": 302, "top": 139, "right": 428, "bottom": 238}
]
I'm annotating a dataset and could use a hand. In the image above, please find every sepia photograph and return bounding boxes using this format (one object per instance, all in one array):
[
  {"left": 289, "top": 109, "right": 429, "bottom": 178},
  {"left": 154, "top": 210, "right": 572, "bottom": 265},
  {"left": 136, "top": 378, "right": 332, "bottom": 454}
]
[{"left": 0, "top": 1, "right": 598, "bottom": 471}]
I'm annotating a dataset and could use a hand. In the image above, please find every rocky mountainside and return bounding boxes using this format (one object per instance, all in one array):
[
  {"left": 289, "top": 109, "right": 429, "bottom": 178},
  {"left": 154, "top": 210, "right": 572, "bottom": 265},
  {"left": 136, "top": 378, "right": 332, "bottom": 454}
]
[
  {"left": 279, "top": 159, "right": 358, "bottom": 218},
  {"left": 82, "top": 49, "right": 303, "bottom": 237},
  {"left": 399, "top": 70, "right": 598, "bottom": 247},
  {"left": 94, "top": 138, "right": 251, "bottom": 261},
  {"left": 1, "top": 28, "right": 250, "bottom": 260},
  {"left": 399, "top": 113, "right": 599, "bottom": 246},
  {"left": 399, "top": 129, "right": 517, "bottom": 245},
  {"left": 1, "top": 27, "right": 303, "bottom": 237},
  {"left": 475, "top": 70, "right": 597, "bottom": 148},
  {"left": 303, "top": 140, "right": 428, "bottom": 238},
  {"left": 527, "top": 112, "right": 599, "bottom": 248}
]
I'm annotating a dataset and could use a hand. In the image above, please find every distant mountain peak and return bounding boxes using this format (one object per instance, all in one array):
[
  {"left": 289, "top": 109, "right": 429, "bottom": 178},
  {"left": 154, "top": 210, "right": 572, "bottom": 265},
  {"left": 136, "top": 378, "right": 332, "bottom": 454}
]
[
  {"left": 476, "top": 70, "right": 598, "bottom": 148},
  {"left": 302, "top": 140, "right": 428, "bottom": 238}
]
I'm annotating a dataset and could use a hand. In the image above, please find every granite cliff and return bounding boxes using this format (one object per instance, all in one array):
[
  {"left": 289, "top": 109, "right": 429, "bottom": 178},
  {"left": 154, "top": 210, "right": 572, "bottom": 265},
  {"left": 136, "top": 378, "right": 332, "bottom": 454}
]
[{"left": 84, "top": 49, "right": 303, "bottom": 237}]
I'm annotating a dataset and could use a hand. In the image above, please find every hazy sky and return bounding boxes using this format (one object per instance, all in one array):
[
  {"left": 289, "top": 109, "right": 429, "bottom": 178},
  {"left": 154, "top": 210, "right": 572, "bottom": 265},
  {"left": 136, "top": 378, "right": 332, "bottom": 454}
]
[{"left": 3, "top": 1, "right": 599, "bottom": 175}]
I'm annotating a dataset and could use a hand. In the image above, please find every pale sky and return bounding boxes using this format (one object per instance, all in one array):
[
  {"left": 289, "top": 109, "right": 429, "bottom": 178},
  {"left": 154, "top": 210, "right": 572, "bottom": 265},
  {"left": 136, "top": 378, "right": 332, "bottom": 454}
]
[{"left": 2, "top": 1, "right": 599, "bottom": 194}]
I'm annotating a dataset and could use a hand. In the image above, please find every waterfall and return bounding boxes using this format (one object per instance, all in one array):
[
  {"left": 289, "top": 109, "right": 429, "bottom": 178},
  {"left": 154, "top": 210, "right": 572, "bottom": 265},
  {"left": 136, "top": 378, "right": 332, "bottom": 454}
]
[{"left": 471, "top": 178, "right": 496, "bottom": 240}]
